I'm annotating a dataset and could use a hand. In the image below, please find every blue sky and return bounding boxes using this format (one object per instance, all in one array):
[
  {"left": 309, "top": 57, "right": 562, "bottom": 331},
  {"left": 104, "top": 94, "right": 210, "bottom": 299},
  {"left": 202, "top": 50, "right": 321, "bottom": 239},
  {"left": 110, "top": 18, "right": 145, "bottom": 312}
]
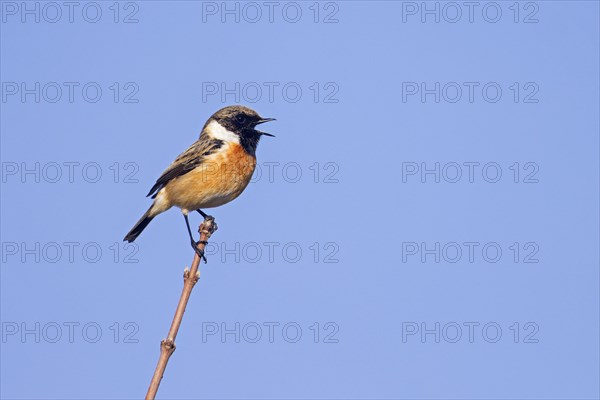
[{"left": 1, "top": 1, "right": 599, "bottom": 399}]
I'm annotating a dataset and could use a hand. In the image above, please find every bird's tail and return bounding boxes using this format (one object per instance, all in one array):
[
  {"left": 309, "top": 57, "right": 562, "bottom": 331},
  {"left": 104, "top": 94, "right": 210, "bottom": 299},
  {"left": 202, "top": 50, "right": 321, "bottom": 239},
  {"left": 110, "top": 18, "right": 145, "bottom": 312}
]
[{"left": 124, "top": 207, "right": 155, "bottom": 243}]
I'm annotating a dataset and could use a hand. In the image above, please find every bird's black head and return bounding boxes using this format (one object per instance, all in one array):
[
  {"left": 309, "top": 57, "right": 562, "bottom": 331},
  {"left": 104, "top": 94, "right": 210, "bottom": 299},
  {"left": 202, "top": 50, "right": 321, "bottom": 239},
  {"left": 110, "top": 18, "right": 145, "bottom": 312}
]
[{"left": 205, "top": 105, "right": 275, "bottom": 156}]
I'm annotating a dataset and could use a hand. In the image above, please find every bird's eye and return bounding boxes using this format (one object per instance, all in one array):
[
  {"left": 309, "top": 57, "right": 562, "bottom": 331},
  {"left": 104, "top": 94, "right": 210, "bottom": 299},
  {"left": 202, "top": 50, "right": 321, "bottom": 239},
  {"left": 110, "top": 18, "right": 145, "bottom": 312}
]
[{"left": 236, "top": 115, "right": 246, "bottom": 123}]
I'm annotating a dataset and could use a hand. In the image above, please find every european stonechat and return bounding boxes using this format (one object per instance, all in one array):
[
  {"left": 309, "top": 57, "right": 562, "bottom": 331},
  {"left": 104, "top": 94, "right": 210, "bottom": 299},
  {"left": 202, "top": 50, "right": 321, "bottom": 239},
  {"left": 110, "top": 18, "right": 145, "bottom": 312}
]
[{"left": 123, "top": 105, "right": 275, "bottom": 260}]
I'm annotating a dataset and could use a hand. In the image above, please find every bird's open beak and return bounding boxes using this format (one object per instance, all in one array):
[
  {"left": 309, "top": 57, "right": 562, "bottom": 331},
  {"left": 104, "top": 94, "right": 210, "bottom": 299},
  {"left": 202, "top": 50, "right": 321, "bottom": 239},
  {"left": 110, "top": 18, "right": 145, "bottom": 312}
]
[
  {"left": 256, "top": 117, "right": 276, "bottom": 125},
  {"left": 256, "top": 117, "right": 276, "bottom": 136}
]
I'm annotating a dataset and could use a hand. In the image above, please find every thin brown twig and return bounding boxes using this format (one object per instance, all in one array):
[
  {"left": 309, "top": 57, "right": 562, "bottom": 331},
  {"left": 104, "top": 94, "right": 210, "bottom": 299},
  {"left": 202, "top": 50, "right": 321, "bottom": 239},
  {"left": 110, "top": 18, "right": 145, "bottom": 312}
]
[{"left": 145, "top": 215, "right": 218, "bottom": 400}]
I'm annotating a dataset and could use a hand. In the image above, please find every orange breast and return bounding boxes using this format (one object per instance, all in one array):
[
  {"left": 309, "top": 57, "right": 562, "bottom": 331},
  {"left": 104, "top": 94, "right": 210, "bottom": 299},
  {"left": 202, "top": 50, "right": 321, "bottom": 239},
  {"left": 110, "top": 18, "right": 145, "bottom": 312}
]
[{"left": 164, "top": 143, "right": 256, "bottom": 211}]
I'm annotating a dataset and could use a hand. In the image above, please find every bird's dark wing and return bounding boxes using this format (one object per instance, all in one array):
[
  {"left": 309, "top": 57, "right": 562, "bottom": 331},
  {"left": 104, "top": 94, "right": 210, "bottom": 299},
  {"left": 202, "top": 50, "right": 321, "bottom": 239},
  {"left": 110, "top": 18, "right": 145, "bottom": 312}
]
[{"left": 146, "top": 138, "right": 223, "bottom": 198}]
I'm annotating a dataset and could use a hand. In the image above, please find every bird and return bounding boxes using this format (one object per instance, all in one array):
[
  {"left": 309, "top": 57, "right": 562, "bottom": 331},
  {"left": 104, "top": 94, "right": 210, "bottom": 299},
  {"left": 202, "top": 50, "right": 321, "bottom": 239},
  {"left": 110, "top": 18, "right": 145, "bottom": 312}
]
[{"left": 123, "top": 105, "right": 275, "bottom": 261}]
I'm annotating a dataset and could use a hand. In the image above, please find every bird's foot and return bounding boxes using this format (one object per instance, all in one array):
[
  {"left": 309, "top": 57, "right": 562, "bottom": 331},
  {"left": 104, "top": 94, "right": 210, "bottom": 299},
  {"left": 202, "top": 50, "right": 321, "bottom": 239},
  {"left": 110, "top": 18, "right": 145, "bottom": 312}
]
[{"left": 190, "top": 239, "right": 209, "bottom": 263}]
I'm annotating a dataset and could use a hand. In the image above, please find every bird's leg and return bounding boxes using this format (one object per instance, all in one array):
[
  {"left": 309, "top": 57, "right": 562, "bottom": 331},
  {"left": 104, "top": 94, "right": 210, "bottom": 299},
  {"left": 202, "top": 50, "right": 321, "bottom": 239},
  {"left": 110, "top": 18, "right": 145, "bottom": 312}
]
[
  {"left": 184, "top": 214, "right": 207, "bottom": 263},
  {"left": 196, "top": 209, "right": 208, "bottom": 219}
]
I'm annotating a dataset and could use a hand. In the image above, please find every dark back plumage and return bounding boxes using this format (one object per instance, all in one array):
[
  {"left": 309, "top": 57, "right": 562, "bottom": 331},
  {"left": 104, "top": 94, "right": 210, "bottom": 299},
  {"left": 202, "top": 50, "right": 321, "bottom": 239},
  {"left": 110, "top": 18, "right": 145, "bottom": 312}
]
[{"left": 146, "top": 138, "right": 223, "bottom": 198}]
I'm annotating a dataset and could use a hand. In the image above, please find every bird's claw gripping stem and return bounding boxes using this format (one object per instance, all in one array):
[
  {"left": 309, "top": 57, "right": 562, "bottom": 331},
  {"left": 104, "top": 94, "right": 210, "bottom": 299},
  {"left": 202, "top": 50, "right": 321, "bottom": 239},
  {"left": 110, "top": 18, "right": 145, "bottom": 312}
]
[{"left": 190, "top": 240, "right": 208, "bottom": 263}]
